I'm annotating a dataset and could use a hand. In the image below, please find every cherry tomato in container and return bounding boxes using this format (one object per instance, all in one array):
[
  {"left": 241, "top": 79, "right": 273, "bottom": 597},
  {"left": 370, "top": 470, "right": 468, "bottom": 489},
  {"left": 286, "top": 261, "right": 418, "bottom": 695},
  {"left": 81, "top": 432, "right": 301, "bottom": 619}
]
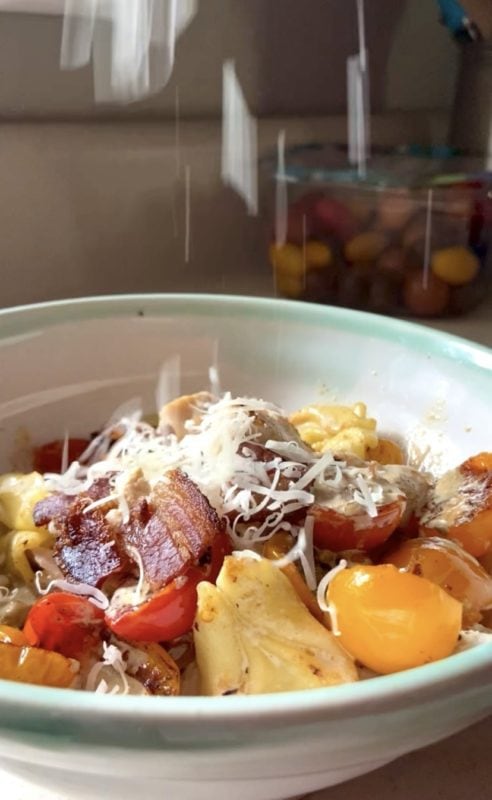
[
  {"left": 309, "top": 499, "right": 405, "bottom": 553},
  {"left": 106, "top": 532, "right": 231, "bottom": 642},
  {"left": 310, "top": 196, "right": 357, "bottom": 242},
  {"left": 23, "top": 592, "right": 105, "bottom": 660},
  {"left": 402, "top": 271, "right": 450, "bottom": 317},
  {"left": 33, "top": 438, "right": 91, "bottom": 474}
]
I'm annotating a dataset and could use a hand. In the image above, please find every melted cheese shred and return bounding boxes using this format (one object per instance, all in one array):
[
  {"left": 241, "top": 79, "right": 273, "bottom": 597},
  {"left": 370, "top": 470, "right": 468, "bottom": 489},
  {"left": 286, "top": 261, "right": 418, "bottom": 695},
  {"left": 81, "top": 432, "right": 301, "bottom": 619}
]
[
  {"left": 34, "top": 572, "right": 110, "bottom": 611},
  {"left": 316, "top": 560, "right": 348, "bottom": 613}
]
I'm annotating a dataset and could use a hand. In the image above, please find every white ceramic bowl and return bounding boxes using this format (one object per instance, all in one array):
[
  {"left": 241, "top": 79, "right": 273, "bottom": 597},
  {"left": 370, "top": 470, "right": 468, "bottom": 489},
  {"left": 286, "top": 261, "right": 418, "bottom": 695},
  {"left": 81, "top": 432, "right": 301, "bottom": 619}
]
[{"left": 0, "top": 294, "right": 491, "bottom": 800}]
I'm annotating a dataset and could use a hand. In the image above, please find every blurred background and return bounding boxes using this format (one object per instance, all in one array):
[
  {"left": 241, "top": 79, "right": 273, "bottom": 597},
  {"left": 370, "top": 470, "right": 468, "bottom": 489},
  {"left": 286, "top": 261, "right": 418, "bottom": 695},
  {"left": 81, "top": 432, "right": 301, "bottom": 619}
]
[{"left": 0, "top": 0, "right": 489, "bottom": 311}]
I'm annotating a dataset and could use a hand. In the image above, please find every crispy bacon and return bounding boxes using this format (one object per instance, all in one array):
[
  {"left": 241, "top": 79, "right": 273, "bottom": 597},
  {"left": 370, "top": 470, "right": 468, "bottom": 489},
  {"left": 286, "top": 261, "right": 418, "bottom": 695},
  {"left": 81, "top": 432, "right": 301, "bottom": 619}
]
[
  {"left": 33, "top": 469, "right": 223, "bottom": 593},
  {"left": 55, "top": 498, "right": 132, "bottom": 588},
  {"left": 33, "top": 486, "right": 132, "bottom": 588},
  {"left": 33, "top": 478, "right": 115, "bottom": 528},
  {"left": 33, "top": 494, "right": 72, "bottom": 527},
  {"left": 124, "top": 469, "right": 223, "bottom": 591}
]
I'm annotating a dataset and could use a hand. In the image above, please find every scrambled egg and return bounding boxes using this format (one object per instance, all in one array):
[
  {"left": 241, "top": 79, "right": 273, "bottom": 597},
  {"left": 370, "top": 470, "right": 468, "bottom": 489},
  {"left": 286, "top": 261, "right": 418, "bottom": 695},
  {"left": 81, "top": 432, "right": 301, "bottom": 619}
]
[
  {"left": 290, "top": 403, "right": 378, "bottom": 459},
  {"left": 194, "top": 556, "right": 358, "bottom": 695}
]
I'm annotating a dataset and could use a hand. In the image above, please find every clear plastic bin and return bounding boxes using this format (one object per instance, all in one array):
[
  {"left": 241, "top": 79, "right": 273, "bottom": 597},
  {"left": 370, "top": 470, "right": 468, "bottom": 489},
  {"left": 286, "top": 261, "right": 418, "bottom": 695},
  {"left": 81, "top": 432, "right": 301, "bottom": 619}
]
[{"left": 266, "top": 145, "right": 492, "bottom": 318}]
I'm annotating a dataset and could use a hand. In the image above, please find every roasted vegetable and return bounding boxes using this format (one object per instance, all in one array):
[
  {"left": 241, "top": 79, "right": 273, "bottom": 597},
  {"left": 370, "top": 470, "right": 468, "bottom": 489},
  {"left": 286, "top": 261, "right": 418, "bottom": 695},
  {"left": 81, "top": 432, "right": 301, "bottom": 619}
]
[
  {"left": 420, "top": 452, "right": 492, "bottom": 557},
  {"left": 194, "top": 556, "right": 357, "bottom": 695},
  {"left": 0, "top": 641, "right": 78, "bottom": 688},
  {"left": 124, "top": 641, "right": 180, "bottom": 696},
  {"left": 262, "top": 532, "right": 326, "bottom": 624}
]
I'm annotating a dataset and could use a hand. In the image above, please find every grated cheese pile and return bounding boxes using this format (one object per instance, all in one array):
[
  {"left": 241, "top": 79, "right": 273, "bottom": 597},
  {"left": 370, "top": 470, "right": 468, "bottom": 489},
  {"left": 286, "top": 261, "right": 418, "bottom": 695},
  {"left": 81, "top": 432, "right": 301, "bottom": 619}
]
[{"left": 42, "top": 394, "right": 405, "bottom": 590}]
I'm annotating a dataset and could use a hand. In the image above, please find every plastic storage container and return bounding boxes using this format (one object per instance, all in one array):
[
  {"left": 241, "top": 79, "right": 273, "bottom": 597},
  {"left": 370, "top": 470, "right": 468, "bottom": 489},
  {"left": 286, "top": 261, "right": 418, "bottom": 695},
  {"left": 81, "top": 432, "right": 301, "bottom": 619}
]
[{"left": 266, "top": 146, "right": 492, "bottom": 318}]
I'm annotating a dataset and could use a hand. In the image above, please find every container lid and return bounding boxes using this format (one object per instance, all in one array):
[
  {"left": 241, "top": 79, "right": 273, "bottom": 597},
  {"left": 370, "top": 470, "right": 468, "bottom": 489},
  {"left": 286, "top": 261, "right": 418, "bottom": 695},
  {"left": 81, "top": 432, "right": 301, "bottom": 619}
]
[{"left": 268, "top": 143, "right": 492, "bottom": 191}]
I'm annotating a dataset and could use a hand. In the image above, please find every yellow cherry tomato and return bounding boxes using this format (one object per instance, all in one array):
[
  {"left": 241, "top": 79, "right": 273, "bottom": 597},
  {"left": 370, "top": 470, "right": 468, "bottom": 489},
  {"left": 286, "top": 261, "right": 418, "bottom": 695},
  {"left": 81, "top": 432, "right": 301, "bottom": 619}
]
[
  {"left": 0, "top": 625, "right": 28, "bottom": 646},
  {"left": 384, "top": 536, "right": 492, "bottom": 627},
  {"left": 275, "top": 270, "right": 304, "bottom": 299},
  {"left": 0, "top": 642, "right": 77, "bottom": 688},
  {"left": 269, "top": 243, "right": 304, "bottom": 278},
  {"left": 344, "top": 232, "right": 388, "bottom": 264},
  {"left": 327, "top": 564, "right": 462, "bottom": 674},
  {"left": 431, "top": 246, "right": 480, "bottom": 286},
  {"left": 305, "top": 241, "right": 333, "bottom": 270}
]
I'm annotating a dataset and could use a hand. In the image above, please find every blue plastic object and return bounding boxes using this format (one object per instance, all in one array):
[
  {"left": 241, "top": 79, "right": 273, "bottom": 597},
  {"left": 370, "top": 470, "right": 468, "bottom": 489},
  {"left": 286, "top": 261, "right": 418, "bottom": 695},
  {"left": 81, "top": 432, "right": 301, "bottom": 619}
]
[
  {"left": 437, "top": 0, "right": 466, "bottom": 33},
  {"left": 437, "top": 0, "right": 470, "bottom": 36}
]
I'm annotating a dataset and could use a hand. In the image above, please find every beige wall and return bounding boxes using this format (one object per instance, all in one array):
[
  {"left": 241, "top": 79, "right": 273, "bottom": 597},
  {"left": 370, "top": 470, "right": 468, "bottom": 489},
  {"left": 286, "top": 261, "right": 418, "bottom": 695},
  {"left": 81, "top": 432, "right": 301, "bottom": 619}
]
[
  {"left": 0, "top": 112, "right": 448, "bottom": 308},
  {"left": 0, "top": 0, "right": 457, "bottom": 119}
]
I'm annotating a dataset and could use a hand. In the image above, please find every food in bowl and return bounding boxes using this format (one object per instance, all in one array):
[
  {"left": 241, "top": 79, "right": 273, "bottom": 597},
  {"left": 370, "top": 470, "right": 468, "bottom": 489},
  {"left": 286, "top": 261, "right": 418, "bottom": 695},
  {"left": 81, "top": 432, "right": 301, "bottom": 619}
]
[{"left": 1, "top": 391, "right": 491, "bottom": 697}]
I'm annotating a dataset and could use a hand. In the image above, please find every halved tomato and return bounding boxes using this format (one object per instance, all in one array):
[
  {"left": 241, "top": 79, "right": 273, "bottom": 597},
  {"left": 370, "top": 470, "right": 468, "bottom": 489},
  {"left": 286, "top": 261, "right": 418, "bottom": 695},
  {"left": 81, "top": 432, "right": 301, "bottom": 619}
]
[
  {"left": 23, "top": 592, "right": 105, "bottom": 659},
  {"left": 105, "top": 532, "right": 231, "bottom": 642},
  {"left": 33, "top": 438, "right": 91, "bottom": 474},
  {"left": 310, "top": 499, "right": 405, "bottom": 552}
]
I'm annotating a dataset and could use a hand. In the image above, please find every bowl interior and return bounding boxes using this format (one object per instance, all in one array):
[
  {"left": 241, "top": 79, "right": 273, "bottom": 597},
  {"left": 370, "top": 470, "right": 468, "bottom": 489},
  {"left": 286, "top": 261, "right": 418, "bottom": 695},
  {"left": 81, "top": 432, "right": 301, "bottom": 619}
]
[{"left": 0, "top": 294, "right": 491, "bottom": 475}]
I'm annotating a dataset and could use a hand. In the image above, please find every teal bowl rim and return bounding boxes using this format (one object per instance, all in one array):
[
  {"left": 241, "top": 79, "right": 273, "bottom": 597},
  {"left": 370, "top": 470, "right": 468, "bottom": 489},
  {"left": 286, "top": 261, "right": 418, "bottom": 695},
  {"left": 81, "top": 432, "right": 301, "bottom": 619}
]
[{"left": 0, "top": 293, "right": 491, "bottom": 726}]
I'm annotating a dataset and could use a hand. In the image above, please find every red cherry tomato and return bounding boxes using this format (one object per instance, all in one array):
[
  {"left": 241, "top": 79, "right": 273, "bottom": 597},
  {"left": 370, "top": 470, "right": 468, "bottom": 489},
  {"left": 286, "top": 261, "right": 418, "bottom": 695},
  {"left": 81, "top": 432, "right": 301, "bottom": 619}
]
[
  {"left": 106, "top": 569, "right": 202, "bottom": 642},
  {"left": 105, "top": 532, "right": 231, "bottom": 642},
  {"left": 23, "top": 592, "right": 105, "bottom": 659},
  {"left": 310, "top": 500, "right": 405, "bottom": 553},
  {"left": 310, "top": 196, "right": 357, "bottom": 242},
  {"left": 33, "top": 438, "right": 91, "bottom": 474}
]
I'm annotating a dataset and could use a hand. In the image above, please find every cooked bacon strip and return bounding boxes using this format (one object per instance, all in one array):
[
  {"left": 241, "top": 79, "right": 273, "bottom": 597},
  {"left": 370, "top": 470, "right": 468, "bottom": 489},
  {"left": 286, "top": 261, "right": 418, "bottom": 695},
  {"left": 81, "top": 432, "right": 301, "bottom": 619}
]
[
  {"left": 55, "top": 498, "right": 132, "bottom": 588},
  {"left": 33, "top": 470, "right": 223, "bottom": 593},
  {"left": 33, "top": 487, "right": 132, "bottom": 588},
  {"left": 33, "top": 493, "right": 72, "bottom": 527},
  {"left": 124, "top": 469, "right": 223, "bottom": 591}
]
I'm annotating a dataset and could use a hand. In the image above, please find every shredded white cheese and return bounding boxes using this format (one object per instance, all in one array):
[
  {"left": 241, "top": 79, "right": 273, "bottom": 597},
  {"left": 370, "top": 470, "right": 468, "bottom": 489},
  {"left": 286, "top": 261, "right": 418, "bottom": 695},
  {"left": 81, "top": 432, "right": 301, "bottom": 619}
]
[
  {"left": 316, "top": 559, "right": 348, "bottom": 614},
  {"left": 41, "top": 393, "right": 406, "bottom": 599},
  {"left": 34, "top": 572, "right": 110, "bottom": 611},
  {"left": 354, "top": 474, "right": 378, "bottom": 518},
  {"left": 85, "top": 641, "right": 129, "bottom": 694}
]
